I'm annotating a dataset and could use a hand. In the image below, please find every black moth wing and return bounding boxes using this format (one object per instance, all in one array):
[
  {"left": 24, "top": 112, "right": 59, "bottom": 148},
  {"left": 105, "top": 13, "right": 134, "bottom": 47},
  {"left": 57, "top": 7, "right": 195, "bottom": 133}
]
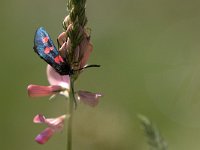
[{"left": 33, "top": 27, "right": 71, "bottom": 75}]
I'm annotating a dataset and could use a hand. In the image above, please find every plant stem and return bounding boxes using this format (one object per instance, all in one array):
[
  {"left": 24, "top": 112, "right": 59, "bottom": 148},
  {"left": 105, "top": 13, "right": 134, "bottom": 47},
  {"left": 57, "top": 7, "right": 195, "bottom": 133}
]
[
  {"left": 65, "top": 0, "right": 87, "bottom": 147},
  {"left": 66, "top": 77, "right": 75, "bottom": 150}
]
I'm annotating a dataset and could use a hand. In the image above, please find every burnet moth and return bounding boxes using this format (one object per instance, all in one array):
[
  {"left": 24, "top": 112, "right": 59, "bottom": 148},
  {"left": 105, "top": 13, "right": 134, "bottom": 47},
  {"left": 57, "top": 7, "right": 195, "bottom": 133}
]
[{"left": 33, "top": 27, "right": 100, "bottom": 75}]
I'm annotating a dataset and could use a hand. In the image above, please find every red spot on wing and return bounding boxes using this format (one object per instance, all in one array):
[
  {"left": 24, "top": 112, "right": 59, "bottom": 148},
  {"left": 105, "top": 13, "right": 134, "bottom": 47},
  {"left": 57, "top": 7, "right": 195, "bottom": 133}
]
[
  {"left": 44, "top": 46, "right": 54, "bottom": 54},
  {"left": 54, "top": 56, "right": 64, "bottom": 64},
  {"left": 42, "top": 37, "right": 49, "bottom": 43}
]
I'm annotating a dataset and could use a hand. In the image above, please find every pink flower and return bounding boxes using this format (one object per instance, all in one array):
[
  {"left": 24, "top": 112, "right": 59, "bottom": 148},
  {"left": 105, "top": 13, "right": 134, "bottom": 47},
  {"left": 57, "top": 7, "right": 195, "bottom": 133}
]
[
  {"left": 47, "top": 65, "right": 102, "bottom": 107},
  {"left": 28, "top": 65, "right": 101, "bottom": 107},
  {"left": 27, "top": 65, "right": 70, "bottom": 98},
  {"left": 33, "top": 114, "right": 66, "bottom": 144}
]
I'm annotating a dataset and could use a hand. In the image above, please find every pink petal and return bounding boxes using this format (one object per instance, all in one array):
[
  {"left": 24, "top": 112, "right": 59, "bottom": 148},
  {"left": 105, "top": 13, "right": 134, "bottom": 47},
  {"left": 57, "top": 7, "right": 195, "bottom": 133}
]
[
  {"left": 57, "top": 32, "right": 66, "bottom": 46},
  {"left": 77, "top": 90, "right": 102, "bottom": 107},
  {"left": 27, "top": 84, "right": 63, "bottom": 97},
  {"left": 57, "top": 33, "right": 71, "bottom": 59},
  {"left": 47, "top": 65, "right": 70, "bottom": 89},
  {"left": 35, "top": 128, "right": 54, "bottom": 144},
  {"left": 45, "top": 115, "right": 66, "bottom": 131},
  {"left": 59, "top": 41, "right": 70, "bottom": 59},
  {"left": 79, "top": 40, "right": 93, "bottom": 68},
  {"left": 33, "top": 114, "right": 46, "bottom": 123}
]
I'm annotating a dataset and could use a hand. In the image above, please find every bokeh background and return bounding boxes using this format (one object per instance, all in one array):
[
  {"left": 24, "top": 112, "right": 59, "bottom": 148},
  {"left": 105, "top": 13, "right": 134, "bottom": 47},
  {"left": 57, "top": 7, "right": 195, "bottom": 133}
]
[{"left": 1, "top": 0, "right": 200, "bottom": 149}]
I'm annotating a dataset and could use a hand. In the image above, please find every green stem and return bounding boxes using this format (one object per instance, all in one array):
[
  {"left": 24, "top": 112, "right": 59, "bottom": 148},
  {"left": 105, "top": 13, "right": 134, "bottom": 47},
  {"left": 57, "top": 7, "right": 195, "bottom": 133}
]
[{"left": 66, "top": 77, "right": 75, "bottom": 150}]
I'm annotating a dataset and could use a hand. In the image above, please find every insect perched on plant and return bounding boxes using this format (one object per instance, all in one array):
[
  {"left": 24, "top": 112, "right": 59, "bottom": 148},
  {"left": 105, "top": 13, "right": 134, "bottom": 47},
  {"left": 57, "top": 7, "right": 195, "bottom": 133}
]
[{"left": 33, "top": 27, "right": 100, "bottom": 76}]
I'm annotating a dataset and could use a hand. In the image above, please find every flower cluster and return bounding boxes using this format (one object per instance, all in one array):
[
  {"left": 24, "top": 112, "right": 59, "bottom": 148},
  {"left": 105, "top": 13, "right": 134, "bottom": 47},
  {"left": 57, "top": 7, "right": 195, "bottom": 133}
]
[
  {"left": 60, "top": 23, "right": 92, "bottom": 64},
  {"left": 27, "top": 17, "right": 101, "bottom": 144},
  {"left": 28, "top": 0, "right": 102, "bottom": 145},
  {"left": 33, "top": 114, "right": 66, "bottom": 144},
  {"left": 28, "top": 65, "right": 101, "bottom": 144},
  {"left": 60, "top": 16, "right": 94, "bottom": 78}
]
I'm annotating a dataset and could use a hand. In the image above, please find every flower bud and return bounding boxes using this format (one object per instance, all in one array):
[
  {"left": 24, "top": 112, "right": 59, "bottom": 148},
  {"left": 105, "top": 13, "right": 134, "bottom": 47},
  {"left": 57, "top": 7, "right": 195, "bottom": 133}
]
[
  {"left": 57, "top": 32, "right": 66, "bottom": 47},
  {"left": 63, "top": 15, "right": 71, "bottom": 30}
]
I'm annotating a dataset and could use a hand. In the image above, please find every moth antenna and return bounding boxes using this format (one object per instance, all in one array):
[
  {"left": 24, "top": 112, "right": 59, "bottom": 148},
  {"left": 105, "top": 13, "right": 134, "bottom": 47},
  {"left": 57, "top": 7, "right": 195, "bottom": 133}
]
[
  {"left": 74, "top": 64, "right": 100, "bottom": 72},
  {"left": 84, "top": 64, "right": 100, "bottom": 69}
]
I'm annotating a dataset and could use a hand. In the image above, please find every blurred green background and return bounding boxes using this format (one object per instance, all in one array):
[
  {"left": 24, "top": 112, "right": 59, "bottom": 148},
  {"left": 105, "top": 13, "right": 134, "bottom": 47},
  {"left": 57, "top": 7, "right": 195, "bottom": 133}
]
[{"left": 2, "top": 0, "right": 200, "bottom": 149}]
